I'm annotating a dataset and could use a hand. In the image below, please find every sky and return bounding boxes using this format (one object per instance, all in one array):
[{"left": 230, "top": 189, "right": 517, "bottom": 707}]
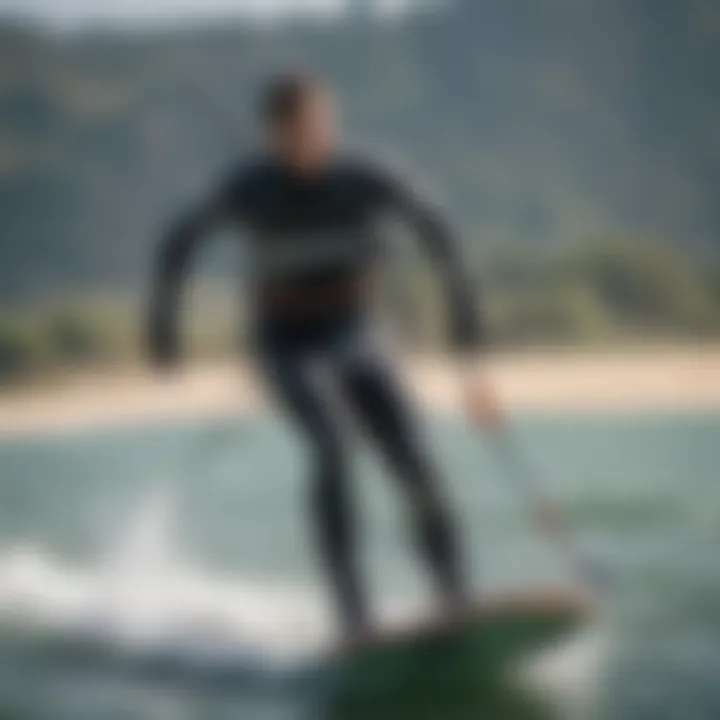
[{"left": 0, "top": 0, "right": 418, "bottom": 28}]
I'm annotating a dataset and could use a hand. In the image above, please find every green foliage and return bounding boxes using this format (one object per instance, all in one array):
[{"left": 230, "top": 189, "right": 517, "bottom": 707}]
[
  {"left": 0, "top": 317, "right": 50, "bottom": 384},
  {"left": 0, "top": 280, "right": 247, "bottom": 384},
  {"left": 707, "top": 266, "right": 720, "bottom": 305},
  {"left": 46, "top": 313, "right": 113, "bottom": 364},
  {"left": 490, "top": 283, "right": 614, "bottom": 347},
  {"left": 0, "top": 239, "right": 718, "bottom": 386},
  {"left": 0, "top": 8, "right": 718, "bottom": 304},
  {"left": 568, "top": 238, "right": 718, "bottom": 336},
  {"left": 482, "top": 238, "right": 720, "bottom": 345},
  {"left": 0, "top": 10, "right": 717, "bottom": 383}
]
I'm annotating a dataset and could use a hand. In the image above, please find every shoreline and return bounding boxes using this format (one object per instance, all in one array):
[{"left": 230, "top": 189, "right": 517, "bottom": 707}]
[{"left": 1, "top": 346, "right": 719, "bottom": 439}]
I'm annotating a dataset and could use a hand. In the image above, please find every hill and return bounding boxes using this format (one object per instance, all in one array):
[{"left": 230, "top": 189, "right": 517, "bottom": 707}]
[{"left": 0, "top": 0, "right": 718, "bottom": 305}]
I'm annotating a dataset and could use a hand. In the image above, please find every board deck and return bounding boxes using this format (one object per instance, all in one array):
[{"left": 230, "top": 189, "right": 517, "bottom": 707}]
[{"left": 312, "top": 589, "right": 594, "bottom": 703}]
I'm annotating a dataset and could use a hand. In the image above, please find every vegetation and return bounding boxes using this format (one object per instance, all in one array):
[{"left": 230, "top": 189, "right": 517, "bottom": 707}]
[
  {"left": 0, "top": 241, "right": 717, "bottom": 386},
  {"left": 0, "top": 1, "right": 718, "bottom": 305},
  {"left": 484, "top": 238, "right": 720, "bottom": 347},
  {"left": 0, "top": 2, "right": 718, "bottom": 384}
]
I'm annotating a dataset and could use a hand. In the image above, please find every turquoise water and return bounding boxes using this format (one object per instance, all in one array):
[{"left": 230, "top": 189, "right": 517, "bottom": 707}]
[{"left": 0, "top": 411, "right": 718, "bottom": 718}]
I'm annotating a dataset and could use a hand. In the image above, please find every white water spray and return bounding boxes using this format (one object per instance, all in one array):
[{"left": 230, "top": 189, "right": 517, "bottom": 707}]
[
  {"left": 0, "top": 484, "right": 606, "bottom": 704},
  {"left": 0, "top": 486, "right": 331, "bottom": 669}
]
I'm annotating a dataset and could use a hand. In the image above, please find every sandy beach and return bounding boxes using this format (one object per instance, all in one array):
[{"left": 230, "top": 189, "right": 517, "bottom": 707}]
[{"left": 0, "top": 346, "right": 719, "bottom": 439}]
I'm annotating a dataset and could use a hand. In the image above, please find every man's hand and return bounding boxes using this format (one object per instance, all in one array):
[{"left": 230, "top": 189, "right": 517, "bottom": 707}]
[{"left": 458, "top": 359, "right": 504, "bottom": 429}]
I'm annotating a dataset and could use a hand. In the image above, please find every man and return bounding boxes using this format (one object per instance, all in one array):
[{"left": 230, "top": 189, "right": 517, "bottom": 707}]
[{"left": 149, "top": 73, "right": 502, "bottom": 638}]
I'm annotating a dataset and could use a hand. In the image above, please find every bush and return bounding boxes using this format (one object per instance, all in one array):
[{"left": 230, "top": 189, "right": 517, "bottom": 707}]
[
  {"left": 491, "top": 283, "right": 614, "bottom": 346},
  {"left": 0, "top": 320, "right": 50, "bottom": 385},
  {"left": 46, "top": 313, "right": 111, "bottom": 364},
  {"left": 570, "top": 238, "right": 718, "bottom": 336}
]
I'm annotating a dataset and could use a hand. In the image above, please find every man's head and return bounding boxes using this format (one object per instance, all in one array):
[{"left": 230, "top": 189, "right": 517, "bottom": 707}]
[{"left": 259, "top": 72, "right": 338, "bottom": 172}]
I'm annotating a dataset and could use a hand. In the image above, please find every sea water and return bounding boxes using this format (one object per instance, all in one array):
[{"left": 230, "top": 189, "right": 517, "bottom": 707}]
[{"left": 0, "top": 411, "right": 717, "bottom": 719}]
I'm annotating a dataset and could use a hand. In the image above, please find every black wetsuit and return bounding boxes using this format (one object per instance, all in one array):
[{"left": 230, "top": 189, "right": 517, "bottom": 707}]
[{"left": 150, "top": 152, "right": 484, "bottom": 631}]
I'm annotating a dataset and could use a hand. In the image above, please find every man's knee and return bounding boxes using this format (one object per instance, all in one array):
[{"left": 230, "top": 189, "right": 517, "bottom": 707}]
[
  {"left": 408, "top": 475, "right": 451, "bottom": 525},
  {"left": 314, "top": 427, "right": 346, "bottom": 474},
  {"left": 309, "top": 430, "right": 348, "bottom": 504}
]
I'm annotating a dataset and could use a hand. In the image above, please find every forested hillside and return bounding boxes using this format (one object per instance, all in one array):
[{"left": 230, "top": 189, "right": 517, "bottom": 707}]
[
  {"left": 0, "top": 0, "right": 718, "bottom": 381},
  {"left": 1, "top": 0, "right": 718, "bottom": 299}
]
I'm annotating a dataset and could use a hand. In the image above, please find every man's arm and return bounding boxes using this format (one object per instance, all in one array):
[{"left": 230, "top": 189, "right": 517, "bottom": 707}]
[
  {"left": 377, "top": 164, "right": 503, "bottom": 426},
  {"left": 148, "top": 196, "right": 228, "bottom": 368},
  {"left": 379, "top": 169, "right": 485, "bottom": 353}
]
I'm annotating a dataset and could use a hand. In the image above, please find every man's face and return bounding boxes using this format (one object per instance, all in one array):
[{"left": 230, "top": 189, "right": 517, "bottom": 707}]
[{"left": 269, "top": 89, "right": 338, "bottom": 171}]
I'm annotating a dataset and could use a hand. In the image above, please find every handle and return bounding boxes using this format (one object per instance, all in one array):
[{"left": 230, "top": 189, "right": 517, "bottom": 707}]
[{"left": 486, "top": 427, "right": 609, "bottom": 594}]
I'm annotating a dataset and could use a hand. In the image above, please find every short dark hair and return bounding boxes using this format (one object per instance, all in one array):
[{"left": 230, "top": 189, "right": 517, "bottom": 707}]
[{"left": 259, "top": 72, "right": 324, "bottom": 126}]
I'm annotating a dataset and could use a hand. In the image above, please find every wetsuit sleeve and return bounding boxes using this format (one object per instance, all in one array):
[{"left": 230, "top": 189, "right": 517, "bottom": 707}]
[
  {"left": 375, "top": 165, "right": 486, "bottom": 352},
  {"left": 148, "top": 180, "right": 239, "bottom": 367}
]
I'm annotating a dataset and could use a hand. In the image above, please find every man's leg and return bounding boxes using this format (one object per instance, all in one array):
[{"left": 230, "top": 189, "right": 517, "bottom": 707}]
[
  {"left": 339, "top": 350, "right": 468, "bottom": 609},
  {"left": 263, "top": 352, "right": 369, "bottom": 633}
]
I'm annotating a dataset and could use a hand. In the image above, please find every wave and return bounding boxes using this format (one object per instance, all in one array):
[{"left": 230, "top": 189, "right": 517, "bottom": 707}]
[
  {"left": 0, "top": 486, "right": 606, "bottom": 707},
  {"left": 0, "top": 487, "right": 337, "bottom": 691}
]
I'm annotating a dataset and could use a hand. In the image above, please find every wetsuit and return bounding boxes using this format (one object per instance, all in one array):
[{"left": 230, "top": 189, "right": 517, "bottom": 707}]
[{"left": 149, "top": 152, "right": 485, "bottom": 632}]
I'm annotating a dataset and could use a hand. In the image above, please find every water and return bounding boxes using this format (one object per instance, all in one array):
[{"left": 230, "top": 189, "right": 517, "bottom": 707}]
[{"left": 0, "top": 410, "right": 718, "bottom": 718}]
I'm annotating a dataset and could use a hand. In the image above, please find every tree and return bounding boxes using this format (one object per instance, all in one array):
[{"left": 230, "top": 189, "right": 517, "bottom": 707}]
[{"left": 571, "top": 238, "right": 717, "bottom": 336}]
